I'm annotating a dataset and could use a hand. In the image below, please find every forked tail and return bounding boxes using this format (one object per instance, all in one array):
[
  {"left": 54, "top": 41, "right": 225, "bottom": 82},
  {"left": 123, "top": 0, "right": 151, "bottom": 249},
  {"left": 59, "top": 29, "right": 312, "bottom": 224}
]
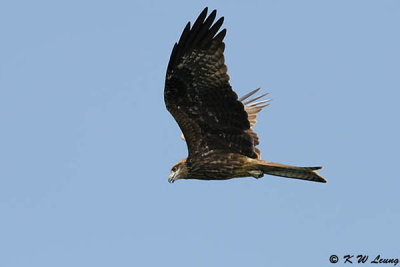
[{"left": 256, "top": 160, "right": 327, "bottom": 183}]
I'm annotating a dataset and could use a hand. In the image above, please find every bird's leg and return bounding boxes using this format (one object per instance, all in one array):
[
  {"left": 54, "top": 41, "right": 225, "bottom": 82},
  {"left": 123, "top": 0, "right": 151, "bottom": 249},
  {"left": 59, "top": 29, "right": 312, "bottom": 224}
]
[{"left": 248, "top": 170, "right": 264, "bottom": 179}]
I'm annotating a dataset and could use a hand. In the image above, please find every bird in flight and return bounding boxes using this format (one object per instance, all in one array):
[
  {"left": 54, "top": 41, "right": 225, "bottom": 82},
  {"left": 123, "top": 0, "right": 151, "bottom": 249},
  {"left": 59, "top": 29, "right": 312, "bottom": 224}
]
[{"left": 164, "top": 8, "right": 326, "bottom": 184}]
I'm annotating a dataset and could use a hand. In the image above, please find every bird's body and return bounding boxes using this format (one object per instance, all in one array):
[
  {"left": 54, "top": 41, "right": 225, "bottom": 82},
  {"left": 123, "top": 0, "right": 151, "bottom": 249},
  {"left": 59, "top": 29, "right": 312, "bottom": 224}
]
[
  {"left": 172, "top": 152, "right": 259, "bottom": 180},
  {"left": 164, "top": 8, "right": 326, "bottom": 184}
]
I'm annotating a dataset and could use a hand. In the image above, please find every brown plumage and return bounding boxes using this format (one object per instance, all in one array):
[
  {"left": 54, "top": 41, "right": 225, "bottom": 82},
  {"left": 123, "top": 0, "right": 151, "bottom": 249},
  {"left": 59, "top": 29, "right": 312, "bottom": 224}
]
[{"left": 164, "top": 8, "right": 326, "bottom": 184}]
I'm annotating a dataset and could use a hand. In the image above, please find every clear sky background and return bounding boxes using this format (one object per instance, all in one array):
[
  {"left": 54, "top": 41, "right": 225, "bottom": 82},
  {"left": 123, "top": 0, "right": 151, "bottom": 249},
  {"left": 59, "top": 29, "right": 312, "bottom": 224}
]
[{"left": 1, "top": 0, "right": 399, "bottom": 266}]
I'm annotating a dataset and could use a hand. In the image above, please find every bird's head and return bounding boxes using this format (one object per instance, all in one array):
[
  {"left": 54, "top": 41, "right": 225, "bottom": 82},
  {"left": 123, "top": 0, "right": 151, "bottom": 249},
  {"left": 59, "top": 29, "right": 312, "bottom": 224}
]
[{"left": 168, "top": 158, "right": 187, "bottom": 183}]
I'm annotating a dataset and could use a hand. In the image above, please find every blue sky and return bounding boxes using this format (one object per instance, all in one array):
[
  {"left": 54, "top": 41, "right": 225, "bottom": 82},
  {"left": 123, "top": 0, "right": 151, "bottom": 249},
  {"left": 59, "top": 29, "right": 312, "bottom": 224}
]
[{"left": 1, "top": 0, "right": 399, "bottom": 266}]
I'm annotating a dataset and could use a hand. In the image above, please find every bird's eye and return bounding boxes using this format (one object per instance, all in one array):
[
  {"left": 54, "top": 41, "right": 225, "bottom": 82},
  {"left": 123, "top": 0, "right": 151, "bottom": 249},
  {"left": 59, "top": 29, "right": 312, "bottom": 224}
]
[{"left": 172, "top": 166, "right": 177, "bottom": 172}]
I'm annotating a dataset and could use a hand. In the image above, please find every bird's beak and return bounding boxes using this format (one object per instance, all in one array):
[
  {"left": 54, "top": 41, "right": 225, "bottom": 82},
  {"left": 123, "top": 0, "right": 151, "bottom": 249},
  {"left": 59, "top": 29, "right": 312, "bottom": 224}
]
[{"left": 168, "top": 172, "right": 176, "bottom": 184}]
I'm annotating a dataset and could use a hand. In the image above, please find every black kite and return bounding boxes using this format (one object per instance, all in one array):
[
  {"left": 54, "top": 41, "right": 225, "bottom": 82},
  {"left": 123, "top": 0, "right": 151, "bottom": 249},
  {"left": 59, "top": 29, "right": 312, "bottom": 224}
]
[{"left": 164, "top": 8, "right": 326, "bottom": 183}]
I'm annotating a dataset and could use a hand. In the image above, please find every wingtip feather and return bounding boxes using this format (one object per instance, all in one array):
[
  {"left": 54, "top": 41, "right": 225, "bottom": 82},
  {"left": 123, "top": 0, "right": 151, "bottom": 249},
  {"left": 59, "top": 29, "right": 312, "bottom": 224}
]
[{"left": 239, "top": 88, "right": 261, "bottom": 101}]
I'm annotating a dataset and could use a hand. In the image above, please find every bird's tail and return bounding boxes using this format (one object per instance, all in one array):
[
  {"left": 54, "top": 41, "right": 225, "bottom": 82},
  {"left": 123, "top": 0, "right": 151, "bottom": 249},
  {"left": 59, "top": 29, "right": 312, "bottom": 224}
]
[{"left": 255, "top": 160, "right": 327, "bottom": 183}]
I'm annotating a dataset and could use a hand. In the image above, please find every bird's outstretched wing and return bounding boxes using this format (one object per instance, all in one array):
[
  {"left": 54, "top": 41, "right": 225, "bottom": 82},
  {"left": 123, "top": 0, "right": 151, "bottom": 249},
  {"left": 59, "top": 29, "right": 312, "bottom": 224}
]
[{"left": 164, "top": 8, "right": 260, "bottom": 159}]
